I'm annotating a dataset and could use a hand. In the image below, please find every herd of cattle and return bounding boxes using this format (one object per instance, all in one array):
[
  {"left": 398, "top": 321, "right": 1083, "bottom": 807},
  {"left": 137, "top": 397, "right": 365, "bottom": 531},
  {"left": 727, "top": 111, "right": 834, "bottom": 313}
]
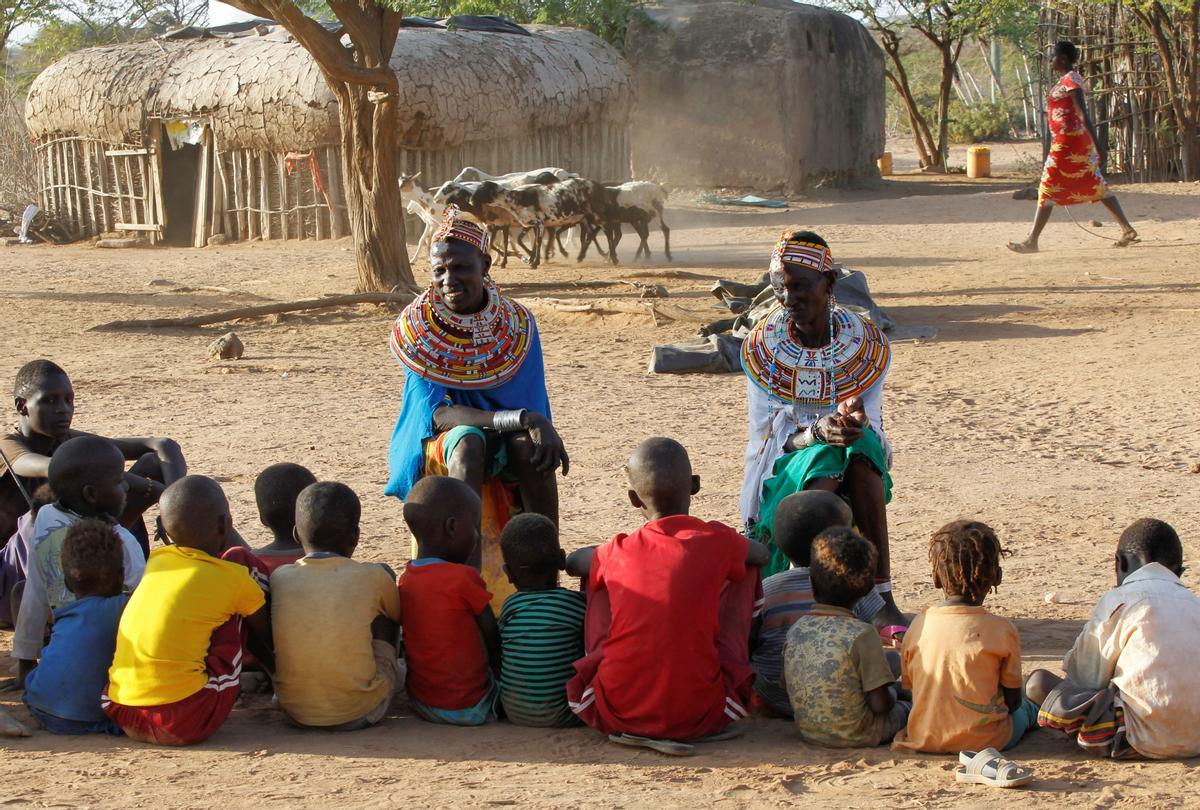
[{"left": 398, "top": 168, "right": 671, "bottom": 269}]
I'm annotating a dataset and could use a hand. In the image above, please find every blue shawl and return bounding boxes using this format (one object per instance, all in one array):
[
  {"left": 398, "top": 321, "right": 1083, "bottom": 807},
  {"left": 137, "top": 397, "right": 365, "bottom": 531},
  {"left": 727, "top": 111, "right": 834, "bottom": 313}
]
[{"left": 384, "top": 320, "right": 551, "bottom": 499}]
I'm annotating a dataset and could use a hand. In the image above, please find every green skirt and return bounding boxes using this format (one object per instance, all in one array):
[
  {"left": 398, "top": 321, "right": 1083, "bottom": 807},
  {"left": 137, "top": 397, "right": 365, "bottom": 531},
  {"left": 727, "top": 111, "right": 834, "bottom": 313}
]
[{"left": 750, "top": 431, "right": 893, "bottom": 578}]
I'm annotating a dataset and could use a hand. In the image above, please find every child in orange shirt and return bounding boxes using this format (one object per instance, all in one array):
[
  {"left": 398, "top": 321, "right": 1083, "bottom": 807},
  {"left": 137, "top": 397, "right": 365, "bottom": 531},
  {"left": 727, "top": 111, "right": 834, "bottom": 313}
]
[{"left": 892, "top": 520, "right": 1038, "bottom": 755}]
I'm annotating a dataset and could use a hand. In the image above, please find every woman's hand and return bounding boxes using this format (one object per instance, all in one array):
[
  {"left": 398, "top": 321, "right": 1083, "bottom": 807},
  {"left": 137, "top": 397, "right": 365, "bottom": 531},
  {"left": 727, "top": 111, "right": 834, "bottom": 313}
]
[
  {"left": 838, "top": 396, "right": 868, "bottom": 427},
  {"left": 523, "top": 412, "right": 570, "bottom": 475},
  {"left": 815, "top": 414, "right": 862, "bottom": 448}
]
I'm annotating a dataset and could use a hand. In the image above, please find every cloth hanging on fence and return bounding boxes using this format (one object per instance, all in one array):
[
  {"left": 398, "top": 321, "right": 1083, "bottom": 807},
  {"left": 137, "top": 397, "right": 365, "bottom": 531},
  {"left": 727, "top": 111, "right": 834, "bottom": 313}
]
[
  {"left": 284, "top": 151, "right": 336, "bottom": 219},
  {"left": 164, "top": 120, "right": 204, "bottom": 150}
]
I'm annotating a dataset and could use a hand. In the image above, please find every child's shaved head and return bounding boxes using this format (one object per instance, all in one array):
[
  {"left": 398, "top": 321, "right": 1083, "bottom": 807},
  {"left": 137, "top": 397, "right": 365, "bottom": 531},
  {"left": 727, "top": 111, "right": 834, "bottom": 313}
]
[
  {"left": 159, "top": 475, "right": 231, "bottom": 556},
  {"left": 255, "top": 463, "right": 317, "bottom": 535},
  {"left": 773, "top": 491, "right": 853, "bottom": 567},
  {"left": 295, "top": 481, "right": 360, "bottom": 556},
  {"left": 13, "top": 359, "right": 67, "bottom": 400},
  {"left": 625, "top": 437, "right": 697, "bottom": 517},
  {"left": 403, "top": 476, "right": 480, "bottom": 563},
  {"left": 48, "top": 436, "right": 126, "bottom": 518},
  {"left": 61, "top": 518, "right": 124, "bottom": 598},
  {"left": 1118, "top": 518, "right": 1183, "bottom": 574},
  {"left": 501, "top": 513, "right": 563, "bottom": 590}
]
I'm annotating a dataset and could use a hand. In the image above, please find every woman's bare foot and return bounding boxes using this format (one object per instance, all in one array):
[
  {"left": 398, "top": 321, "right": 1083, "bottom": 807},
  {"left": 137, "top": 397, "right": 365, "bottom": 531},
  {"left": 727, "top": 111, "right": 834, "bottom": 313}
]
[{"left": 1006, "top": 239, "right": 1038, "bottom": 254}]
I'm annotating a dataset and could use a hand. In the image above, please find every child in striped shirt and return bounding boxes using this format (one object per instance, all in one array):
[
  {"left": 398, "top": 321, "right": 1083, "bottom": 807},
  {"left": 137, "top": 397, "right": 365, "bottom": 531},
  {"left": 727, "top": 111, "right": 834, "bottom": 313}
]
[
  {"left": 751, "top": 491, "right": 886, "bottom": 717},
  {"left": 497, "top": 513, "right": 585, "bottom": 727}
]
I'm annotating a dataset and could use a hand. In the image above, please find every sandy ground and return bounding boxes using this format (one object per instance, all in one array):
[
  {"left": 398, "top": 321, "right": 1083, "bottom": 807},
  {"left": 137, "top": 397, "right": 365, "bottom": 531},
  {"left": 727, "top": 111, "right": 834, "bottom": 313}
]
[{"left": 2, "top": 167, "right": 1200, "bottom": 808}]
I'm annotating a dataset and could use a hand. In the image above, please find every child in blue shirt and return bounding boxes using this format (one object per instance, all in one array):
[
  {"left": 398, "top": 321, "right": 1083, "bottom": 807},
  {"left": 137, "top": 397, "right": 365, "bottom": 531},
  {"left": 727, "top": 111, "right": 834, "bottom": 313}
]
[{"left": 23, "top": 518, "right": 128, "bottom": 734}]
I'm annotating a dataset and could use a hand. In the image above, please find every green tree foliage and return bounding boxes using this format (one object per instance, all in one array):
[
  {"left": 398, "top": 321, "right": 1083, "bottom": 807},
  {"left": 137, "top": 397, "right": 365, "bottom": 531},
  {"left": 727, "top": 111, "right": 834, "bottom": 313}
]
[
  {"left": 1, "top": 0, "right": 55, "bottom": 56},
  {"left": 6, "top": 0, "right": 205, "bottom": 85},
  {"left": 817, "top": 0, "right": 1031, "bottom": 169},
  {"left": 406, "top": 0, "right": 642, "bottom": 47}
]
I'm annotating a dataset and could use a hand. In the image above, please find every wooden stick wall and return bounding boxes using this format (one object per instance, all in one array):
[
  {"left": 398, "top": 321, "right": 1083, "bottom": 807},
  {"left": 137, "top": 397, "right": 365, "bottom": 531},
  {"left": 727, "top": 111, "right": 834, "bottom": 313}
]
[{"left": 35, "top": 119, "right": 632, "bottom": 244}]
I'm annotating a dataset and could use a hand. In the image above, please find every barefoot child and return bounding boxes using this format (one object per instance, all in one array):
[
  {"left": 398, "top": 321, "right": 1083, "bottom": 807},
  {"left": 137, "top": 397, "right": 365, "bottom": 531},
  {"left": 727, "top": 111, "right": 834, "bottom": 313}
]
[
  {"left": 0, "top": 360, "right": 187, "bottom": 553},
  {"left": 13, "top": 437, "right": 146, "bottom": 689},
  {"left": 398, "top": 476, "right": 500, "bottom": 725},
  {"left": 102, "top": 476, "right": 272, "bottom": 745},
  {"left": 23, "top": 519, "right": 127, "bottom": 735},
  {"left": 497, "top": 513, "right": 585, "bottom": 727},
  {"left": 784, "top": 528, "right": 908, "bottom": 747},
  {"left": 751, "top": 491, "right": 887, "bottom": 717},
  {"left": 566, "top": 438, "right": 770, "bottom": 753},
  {"left": 253, "top": 463, "right": 317, "bottom": 573},
  {"left": 271, "top": 481, "right": 401, "bottom": 730},
  {"left": 1028, "top": 519, "right": 1200, "bottom": 759},
  {"left": 893, "top": 520, "right": 1038, "bottom": 755}
]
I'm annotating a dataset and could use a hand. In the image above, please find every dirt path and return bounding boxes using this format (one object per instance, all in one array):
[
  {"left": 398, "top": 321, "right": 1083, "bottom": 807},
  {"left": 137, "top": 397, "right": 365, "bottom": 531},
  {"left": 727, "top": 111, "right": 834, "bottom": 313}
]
[{"left": 2, "top": 175, "right": 1198, "bottom": 808}]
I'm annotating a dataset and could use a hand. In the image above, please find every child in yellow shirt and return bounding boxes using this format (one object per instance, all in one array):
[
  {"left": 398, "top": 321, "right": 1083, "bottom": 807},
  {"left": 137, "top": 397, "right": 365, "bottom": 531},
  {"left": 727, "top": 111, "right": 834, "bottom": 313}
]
[{"left": 103, "top": 476, "right": 271, "bottom": 745}]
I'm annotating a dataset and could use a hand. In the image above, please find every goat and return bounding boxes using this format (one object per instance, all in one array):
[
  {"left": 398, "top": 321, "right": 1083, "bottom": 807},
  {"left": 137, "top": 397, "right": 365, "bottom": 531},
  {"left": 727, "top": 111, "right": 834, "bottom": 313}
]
[
  {"left": 398, "top": 173, "right": 443, "bottom": 264},
  {"left": 581, "top": 181, "right": 671, "bottom": 264},
  {"left": 498, "top": 178, "right": 614, "bottom": 267},
  {"left": 451, "top": 166, "right": 577, "bottom": 186}
]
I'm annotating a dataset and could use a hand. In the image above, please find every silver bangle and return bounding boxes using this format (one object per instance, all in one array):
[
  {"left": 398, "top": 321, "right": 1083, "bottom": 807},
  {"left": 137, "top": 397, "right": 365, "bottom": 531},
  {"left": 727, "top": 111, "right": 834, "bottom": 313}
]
[
  {"left": 810, "top": 418, "right": 827, "bottom": 444},
  {"left": 493, "top": 409, "right": 527, "bottom": 432}
]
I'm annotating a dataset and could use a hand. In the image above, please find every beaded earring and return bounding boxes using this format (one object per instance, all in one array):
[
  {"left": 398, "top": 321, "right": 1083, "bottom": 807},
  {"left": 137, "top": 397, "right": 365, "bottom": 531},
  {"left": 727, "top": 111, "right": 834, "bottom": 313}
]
[{"left": 825, "top": 290, "right": 837, "bottom": 410}]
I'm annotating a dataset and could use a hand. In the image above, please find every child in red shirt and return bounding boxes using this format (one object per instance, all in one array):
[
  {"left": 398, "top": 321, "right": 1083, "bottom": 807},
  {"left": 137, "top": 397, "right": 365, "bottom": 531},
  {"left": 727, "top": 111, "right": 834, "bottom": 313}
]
[
  {"left": 398, "top": 476, "right": 500, "bottom": 725},
  {"left": 566, "top": 437, "right": 769, "bottom": 754},
  {"left": 252, "top": 463, "right": 317, "bottom": 574}
]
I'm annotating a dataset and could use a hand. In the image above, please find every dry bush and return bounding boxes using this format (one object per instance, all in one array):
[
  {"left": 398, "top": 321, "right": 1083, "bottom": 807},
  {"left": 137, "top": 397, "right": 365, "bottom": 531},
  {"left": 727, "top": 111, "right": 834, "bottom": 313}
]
[{"left": 0, "top": 78, "right": 38, "bottom": 218}]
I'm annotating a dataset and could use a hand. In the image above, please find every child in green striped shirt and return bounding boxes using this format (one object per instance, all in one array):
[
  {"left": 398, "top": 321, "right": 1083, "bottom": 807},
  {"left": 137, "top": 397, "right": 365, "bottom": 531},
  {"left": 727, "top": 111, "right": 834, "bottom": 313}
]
[{"left": 498, "top": 513, "right": 586, "bottom": 727}]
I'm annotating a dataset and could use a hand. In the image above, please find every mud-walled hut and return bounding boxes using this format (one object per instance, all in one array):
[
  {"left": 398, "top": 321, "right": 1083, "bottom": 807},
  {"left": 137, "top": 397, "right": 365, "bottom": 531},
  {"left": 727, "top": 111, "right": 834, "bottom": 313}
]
[
  {"left": 24, "top": 20, "right": 633, "bottom": 246},
  {"left": 625, "top": 0, "right": 884, "bottom": 192}
]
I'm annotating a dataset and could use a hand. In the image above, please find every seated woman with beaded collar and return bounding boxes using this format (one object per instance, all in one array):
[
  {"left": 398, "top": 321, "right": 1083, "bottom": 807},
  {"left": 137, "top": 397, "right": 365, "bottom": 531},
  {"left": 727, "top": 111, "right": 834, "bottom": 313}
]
[
  {"left": 739, "top": 230, "right": 906, "bottom": 630},
  {"left": 386, "top": 207, "right": 568, "bottom": 609}
]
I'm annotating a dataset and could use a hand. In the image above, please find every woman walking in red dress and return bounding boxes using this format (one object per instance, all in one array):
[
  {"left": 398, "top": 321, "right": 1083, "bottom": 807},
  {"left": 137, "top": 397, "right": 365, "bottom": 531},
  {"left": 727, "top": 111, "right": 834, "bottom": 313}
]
[{"left": 1008, "top": 41, "right": 1138, "bottom": 253}]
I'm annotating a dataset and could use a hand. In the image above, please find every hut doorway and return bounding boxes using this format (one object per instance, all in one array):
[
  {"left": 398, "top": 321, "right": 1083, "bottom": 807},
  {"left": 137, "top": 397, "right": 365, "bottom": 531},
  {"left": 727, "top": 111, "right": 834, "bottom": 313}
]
[{"left": 159, "top": 120, "right": 205, "bottom": 246}]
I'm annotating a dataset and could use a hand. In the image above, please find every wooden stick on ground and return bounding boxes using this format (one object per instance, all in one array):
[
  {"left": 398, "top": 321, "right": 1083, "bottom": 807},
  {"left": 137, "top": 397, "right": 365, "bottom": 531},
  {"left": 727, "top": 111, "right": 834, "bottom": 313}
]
[{"left": 89, "top": 291, "right": 414, "bottom": 332}]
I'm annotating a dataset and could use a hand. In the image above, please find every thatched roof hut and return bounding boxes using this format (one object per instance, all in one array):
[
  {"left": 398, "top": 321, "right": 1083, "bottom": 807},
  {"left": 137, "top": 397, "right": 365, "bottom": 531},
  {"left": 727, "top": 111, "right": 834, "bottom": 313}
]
[{"left": 25, "top": 22, "right": 633, "bottom": 245}]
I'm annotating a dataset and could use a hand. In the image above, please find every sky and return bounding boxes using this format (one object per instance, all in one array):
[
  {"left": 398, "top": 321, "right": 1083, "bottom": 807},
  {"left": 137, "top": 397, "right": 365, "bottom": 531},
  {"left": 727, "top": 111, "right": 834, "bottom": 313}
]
[{"left": 209, "top": 0, "right": 258, "bottom": 25}]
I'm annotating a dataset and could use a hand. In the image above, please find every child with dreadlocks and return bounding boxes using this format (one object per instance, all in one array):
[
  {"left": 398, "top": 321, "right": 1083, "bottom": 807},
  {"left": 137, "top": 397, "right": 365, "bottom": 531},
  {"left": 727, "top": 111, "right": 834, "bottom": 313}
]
[{"left": 892, "top": 520, "right": 1039, "bottom": 754}]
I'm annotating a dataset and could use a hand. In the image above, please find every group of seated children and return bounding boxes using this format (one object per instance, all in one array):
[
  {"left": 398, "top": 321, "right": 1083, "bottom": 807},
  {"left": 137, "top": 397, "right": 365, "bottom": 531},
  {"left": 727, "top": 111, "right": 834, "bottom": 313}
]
[{"left": 5, "top": 377, "right": 1200, "bottom": 771}]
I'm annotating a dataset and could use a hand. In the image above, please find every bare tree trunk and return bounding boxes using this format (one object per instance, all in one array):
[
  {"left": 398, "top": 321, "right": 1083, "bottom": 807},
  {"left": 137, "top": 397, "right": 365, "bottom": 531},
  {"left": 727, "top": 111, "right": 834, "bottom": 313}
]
[
  {"left": 881, "top": 32, "right": 939, "bottom": 168},
  {"left": 333, "top": 82, "right": 411, "bottom": 292},
  {"left": 933, "top": 42, "right": 957, "bottom": 170},
  {"left": 221, "top": 0, "right": 417, "bottom": 292}
]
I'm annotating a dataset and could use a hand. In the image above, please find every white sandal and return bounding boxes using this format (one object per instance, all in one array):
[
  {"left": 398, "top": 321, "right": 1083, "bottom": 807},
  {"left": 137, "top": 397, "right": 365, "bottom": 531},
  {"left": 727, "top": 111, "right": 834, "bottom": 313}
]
[
  {"left": 955, "top": 747, "right": 1034, "bottom": 788},
  {"left": 608, "top": 733, "right": 695, "bottom": 756}
]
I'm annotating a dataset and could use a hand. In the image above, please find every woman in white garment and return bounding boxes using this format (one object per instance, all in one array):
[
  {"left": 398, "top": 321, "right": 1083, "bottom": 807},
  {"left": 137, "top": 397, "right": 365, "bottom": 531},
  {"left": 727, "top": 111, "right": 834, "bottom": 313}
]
[{"left": 739, "top": 229, "right": 904, "bottom": 629}]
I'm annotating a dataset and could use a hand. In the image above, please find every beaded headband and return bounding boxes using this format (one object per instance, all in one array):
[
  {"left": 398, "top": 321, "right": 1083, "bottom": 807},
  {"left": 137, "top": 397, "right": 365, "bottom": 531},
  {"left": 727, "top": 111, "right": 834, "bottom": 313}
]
[
  {"left": 769, "top": 232, "right": 835, "bottom": 277},
  {"left": 431, "top": 205, "right": 490, "bottom": 255}
]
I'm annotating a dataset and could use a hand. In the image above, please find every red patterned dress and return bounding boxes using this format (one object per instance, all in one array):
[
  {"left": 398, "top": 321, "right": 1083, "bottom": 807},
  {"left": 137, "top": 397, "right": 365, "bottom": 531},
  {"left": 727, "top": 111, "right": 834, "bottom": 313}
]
[{"left": 1039, "top": 71, "right": 1110, "bottom": 207}]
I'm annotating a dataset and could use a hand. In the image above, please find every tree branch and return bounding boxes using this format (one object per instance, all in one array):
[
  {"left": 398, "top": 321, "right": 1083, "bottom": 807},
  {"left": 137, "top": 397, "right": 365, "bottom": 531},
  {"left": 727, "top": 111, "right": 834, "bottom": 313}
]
[{"left": 222, "top": 0, "right": 393, "bottom": 85}]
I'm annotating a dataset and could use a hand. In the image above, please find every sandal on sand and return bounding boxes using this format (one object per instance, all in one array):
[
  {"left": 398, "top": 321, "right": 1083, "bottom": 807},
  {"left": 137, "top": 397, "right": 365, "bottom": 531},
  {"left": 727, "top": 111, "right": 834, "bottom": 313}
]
[
  {"left": 1113, "top": 231, "right": 1140, "bottom": 248},
  {"left": 1006, "top": 241, "right": 1038, "bottom": 254},
  {"left": 609, "top": 733, "right": 695, "bottom": 756},
  {"left": 879, "top": 625, "right": 908, "bottom": 649},
  {"left": 956, "top": 748, "right": 1034, "bottom": 788}
]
